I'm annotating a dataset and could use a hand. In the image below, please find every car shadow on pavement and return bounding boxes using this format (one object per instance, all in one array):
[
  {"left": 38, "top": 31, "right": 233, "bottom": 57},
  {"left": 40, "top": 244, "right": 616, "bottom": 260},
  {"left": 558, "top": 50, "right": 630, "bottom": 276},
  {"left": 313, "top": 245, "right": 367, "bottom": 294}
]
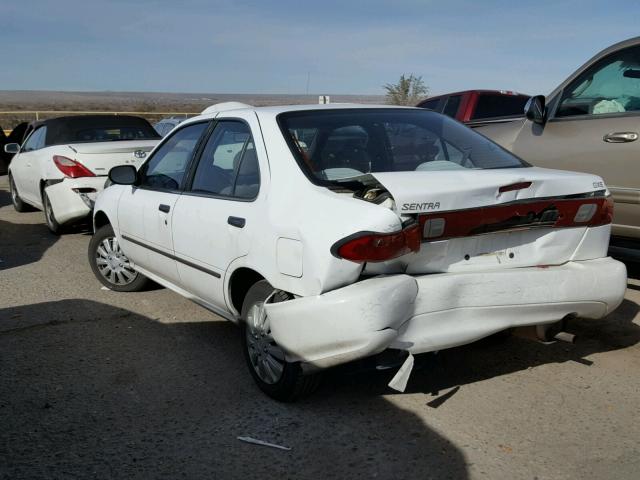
[
  {"left": 0, "top": 179, "right": 11, "bottom": 208},
  {"left": 0, "top": 299, "right": 469, "bottom": 479},
  {"left": 624, "top": 260, "right": 640, "bottom": 283},
  {"left": 0, "top": 218, "right": 60, "bottom": 270},
  {"left": 328, "top": 298, "right": 640, "bottom": 399}
]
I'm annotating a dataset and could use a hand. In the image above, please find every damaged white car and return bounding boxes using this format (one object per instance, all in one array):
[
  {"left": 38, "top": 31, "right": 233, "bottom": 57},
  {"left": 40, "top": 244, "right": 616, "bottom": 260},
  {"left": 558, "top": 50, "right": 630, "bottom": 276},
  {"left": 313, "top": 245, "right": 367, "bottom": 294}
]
[
  {"left": 6, "top": 115, "right": 160, "bottom": 233},
  {"left": 88, "top": 103, "right": 627, "bottom": 400}
]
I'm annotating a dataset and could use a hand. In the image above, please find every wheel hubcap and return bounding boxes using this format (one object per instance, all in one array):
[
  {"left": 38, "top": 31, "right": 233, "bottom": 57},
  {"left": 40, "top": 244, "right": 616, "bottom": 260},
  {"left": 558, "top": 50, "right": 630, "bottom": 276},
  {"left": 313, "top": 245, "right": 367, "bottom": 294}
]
[
  {"left": 95, "top": 236, "right": 137, "bottom": 286},
  {"left": 245, "top": 300, "right": 285, "bottom": 384}
]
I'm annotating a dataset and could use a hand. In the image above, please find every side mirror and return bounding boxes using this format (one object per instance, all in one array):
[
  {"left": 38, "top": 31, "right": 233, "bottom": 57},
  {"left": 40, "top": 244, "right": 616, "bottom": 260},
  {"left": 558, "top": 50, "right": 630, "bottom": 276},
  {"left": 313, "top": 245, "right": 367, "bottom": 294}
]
[
  {"left": 524, "top": 95, "right": 546, "bottom": 125},
  {"left": 108, "top": 165, "right": 139, "bottom": 185},
  {"left": 4, "top": 143, "right": 20, "bottom": 154}
]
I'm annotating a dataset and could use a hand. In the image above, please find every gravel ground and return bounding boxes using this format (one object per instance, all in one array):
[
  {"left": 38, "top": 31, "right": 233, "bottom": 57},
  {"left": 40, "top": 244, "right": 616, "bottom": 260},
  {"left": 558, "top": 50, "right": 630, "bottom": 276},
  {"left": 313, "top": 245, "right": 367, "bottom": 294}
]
[{"left": 1, "top": 175, "right": 639, "bottom": 480}]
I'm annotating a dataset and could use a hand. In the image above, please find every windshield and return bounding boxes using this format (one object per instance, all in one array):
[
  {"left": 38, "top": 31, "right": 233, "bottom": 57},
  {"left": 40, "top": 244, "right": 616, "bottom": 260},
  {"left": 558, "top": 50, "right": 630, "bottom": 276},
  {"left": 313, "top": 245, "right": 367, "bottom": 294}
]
[{"left": 278, "top": 108, "right": 527, "bottom": 184}]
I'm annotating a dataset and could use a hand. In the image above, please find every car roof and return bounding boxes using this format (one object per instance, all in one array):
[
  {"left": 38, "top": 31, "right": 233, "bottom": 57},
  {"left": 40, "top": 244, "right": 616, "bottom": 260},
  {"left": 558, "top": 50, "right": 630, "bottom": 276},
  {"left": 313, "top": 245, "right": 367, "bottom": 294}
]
[{"left": 190, "top": 102, "right": 418, "bottom": 124}]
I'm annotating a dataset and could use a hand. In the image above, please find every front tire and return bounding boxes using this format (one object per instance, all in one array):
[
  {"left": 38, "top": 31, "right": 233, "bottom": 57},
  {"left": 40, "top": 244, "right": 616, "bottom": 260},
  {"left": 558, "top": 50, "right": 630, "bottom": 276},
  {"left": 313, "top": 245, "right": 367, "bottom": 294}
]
[
  {"left": 9, "top": 174, "right": 30, "bottom": 212},
  {"left": 241, "top": 280, "right": 321, "bottom": 401},
  {"left": 42, "top": 189, "right": 62, "bottom": 234},
  {"left": 88, "top": 224, "right": 149, "bottom": 292}
]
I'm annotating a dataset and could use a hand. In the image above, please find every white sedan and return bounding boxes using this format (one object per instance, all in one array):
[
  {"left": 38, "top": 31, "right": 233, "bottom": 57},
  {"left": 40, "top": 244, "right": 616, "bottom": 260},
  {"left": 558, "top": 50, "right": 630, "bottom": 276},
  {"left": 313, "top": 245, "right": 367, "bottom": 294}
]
[
  {"left": 6, "top": 115, "right": 160, "bottom": 233},
  {"left": 88, "top": 102, "right": 627, "bottom": 400}
]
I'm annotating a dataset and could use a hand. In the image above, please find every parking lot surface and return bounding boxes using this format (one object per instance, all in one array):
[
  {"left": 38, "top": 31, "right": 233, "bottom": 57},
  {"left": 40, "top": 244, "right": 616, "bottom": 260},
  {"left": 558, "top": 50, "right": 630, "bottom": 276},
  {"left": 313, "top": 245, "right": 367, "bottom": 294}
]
[{"left": 1, "top": 175, "right": 639, "bottom": 480}]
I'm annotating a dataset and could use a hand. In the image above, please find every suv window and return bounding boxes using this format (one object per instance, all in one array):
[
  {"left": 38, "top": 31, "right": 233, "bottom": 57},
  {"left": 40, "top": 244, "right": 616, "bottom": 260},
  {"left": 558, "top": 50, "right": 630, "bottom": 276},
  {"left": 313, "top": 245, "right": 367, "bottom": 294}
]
[
  {"left": 190, "top": 121, "right": 260, "bottom": 199},
  {"left": 22, "top": 126, "right": 47, "bottom": 152},
  {"left": 472, "top": 94, "right": 529, "bottom": 119},
  {"left": 139, "top": 121, "right": 208, "bottom": 190},
  {"left": 442, "top": 95, "right": 462, "bottom": 118},
  {"left": 419, "top": 98, "right": 441, "bottom": 111},
  {"left": 556, "top": 45, "right": 640, "bottom": 117}
]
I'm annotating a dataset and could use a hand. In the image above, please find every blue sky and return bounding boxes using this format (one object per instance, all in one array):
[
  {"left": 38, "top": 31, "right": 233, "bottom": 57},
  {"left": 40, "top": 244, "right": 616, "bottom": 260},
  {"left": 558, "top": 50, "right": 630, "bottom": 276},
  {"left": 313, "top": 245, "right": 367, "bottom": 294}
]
[{"left": 1, "top": 0, "right": 639, "bottom": 95}]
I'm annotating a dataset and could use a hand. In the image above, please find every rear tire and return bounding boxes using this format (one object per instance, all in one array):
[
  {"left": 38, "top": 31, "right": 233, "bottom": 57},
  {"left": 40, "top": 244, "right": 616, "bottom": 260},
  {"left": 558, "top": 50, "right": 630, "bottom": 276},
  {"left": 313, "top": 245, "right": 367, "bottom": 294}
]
[
  {"left": 42, "top": 189, "right": 62, "bottom": 234},
  {"left": 88, "top": 224, "right": 149, "bottom": 292},
  {"left": 9, "top": 174, "right": 30, "bottom": 212},
  {"left": 241, "top": 280, "right": 321, "bottom": 401}
]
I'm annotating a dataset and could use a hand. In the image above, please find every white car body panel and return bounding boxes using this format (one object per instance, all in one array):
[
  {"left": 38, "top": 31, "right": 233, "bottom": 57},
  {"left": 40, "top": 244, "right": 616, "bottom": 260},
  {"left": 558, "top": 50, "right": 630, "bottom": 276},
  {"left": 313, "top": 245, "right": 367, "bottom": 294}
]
[
  {"left": 9, "top": 136, "right": 159, "bottom": 225},
  {"left": 266, "top": 257, "right": 626, "bottom": 368},
  {"left": 92, "top": 103, "right": 627, "bottom": 372}
]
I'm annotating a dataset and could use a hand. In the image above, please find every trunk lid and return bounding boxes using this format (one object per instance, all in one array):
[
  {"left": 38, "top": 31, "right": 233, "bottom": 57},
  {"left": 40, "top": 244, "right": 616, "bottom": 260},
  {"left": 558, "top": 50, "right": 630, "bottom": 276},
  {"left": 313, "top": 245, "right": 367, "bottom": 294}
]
[
  {"left": 371, "top": 167, "right": 606, "bottom": 214},
  {"left": 362, "top": 167, "right": 611, "bottom": 274},
  {"left": 67, "top": 140, "right": 159, "bottom": 175}
]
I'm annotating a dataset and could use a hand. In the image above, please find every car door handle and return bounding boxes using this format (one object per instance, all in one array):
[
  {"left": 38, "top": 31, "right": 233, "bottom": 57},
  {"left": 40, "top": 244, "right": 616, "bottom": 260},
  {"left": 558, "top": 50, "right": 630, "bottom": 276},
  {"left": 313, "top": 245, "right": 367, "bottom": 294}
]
[
  {"left": 158, "top": 204, "right": 171, "bottom": 213},
  {"left": 227, "top": 216, "right": 246, "bottom": 228},
  {"left": 603, "top": 132, "right": 638, "bottom": 143}
]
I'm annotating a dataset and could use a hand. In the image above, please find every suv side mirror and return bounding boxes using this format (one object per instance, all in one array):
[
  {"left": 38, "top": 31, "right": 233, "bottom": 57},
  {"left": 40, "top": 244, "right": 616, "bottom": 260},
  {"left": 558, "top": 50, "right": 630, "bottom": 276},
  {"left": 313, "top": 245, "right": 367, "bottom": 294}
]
[
  {"left": 108, "top": 165, "right": 139, "bottom": 185},
  {"left": 4, "top": 143, "right": 20, "bottom": 154},
  {"left": 524, "top": 95, "right": 546, "bottom": 125}
]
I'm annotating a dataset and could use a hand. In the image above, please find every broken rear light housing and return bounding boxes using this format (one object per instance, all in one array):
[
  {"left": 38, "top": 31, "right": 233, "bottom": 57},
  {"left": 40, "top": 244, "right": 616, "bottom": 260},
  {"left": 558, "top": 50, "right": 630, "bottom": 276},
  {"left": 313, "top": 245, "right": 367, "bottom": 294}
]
[
  {"left": 332, "top": 223, "right": 421, "bottom": 263},
  {"left": 53, "top": 155, "right": 95, "bottom": 178}
]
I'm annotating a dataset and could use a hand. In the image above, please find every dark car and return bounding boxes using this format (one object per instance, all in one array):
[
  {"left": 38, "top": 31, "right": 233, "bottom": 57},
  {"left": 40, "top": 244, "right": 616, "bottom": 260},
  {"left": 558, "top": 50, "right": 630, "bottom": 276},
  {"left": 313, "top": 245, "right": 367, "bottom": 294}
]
[{"left": 417, "top": 90, "right": 530, "bottom": 125}]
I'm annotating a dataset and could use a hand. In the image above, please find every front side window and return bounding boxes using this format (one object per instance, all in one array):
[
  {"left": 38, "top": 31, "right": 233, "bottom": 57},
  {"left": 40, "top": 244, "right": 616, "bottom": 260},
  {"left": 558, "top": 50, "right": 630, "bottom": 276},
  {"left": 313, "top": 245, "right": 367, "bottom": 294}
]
[
  {"left": 190, "top": 121, "right": 260, "bottom": 199},
  {"left": 22, "top": 126, "right": 47, "bottom": 152},
  {"left": 278, "top": 109, "right": 527, "bottom": 185},
  {"left": 139, "top": 121, "right": 208, "bottom": 190},
  {"left": 556, "top": 45, "right": 640, "bottom": 118}
]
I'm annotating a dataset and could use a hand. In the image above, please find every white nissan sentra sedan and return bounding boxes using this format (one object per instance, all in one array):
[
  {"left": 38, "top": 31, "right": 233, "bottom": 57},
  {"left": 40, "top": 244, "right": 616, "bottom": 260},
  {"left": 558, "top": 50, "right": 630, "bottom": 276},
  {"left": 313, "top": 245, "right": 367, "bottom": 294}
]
[{"left": 88, "top": 102, "right": 627, "bottom": 400}]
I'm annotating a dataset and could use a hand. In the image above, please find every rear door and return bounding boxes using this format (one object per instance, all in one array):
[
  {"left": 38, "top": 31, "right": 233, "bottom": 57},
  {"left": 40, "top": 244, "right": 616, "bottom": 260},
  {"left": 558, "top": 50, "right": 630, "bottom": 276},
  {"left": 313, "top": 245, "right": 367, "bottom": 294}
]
[
  {"left": 117, "top": 121, "right": 209, "bottom": 284},
  {"left": 171, "top": 113, "right": 265, "bottom": 312},
  {"left": 510, "top": 44, "right": 640, "bottom": 237}
]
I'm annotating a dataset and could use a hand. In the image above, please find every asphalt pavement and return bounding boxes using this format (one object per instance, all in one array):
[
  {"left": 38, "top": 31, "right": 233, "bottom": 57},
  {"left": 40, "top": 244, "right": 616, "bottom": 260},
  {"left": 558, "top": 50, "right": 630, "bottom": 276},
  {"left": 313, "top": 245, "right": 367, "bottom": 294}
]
[{"left": 1, "top": 175, "right": 639, "bottom": 480}]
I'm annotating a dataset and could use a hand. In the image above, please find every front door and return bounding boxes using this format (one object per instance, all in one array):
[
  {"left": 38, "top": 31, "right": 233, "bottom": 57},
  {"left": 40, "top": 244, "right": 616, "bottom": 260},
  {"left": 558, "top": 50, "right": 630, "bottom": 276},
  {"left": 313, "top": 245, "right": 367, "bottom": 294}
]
[
  {"left": 12, "top": 125, "right": 47, "bottom": 205},
  {"left": 511, "top": 44, "right": 640, "bottom": 238},
  {"left": 118, "top": 120, "right": 210, "bottom": 284},
  {"left": 172, "top": 114, "right": 265, "bottom": 313}
]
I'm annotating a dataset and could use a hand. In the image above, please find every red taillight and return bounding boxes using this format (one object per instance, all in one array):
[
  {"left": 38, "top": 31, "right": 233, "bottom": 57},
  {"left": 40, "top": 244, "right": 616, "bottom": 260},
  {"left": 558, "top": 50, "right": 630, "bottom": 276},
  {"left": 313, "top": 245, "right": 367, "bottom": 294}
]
[
  {"left": 53, "top": 155, "right": 95, "bottom": 178},
  {"left": 333, "top": 224, "right": 421, "bottom": 263}
]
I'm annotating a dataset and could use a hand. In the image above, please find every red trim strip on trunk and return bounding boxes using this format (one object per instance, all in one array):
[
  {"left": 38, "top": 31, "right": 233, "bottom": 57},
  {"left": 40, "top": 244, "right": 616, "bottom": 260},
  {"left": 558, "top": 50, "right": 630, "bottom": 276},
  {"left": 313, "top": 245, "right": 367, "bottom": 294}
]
[{"left": 419, "top": 196, "right": 613, "bottom": 241}]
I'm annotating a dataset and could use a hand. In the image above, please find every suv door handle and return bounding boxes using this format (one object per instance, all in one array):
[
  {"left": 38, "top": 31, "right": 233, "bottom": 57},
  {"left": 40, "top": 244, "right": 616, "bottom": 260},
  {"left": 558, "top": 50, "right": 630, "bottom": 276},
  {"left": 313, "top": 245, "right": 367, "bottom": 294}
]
[
  {"left": 227, "top": 216, "right": 246, "bottom": 228},
  {"left": 158, "top": 204, "right": 171, "bottom": 213},
  {"left": 603, "top": 132, "right": 638, "bottom": 143}
]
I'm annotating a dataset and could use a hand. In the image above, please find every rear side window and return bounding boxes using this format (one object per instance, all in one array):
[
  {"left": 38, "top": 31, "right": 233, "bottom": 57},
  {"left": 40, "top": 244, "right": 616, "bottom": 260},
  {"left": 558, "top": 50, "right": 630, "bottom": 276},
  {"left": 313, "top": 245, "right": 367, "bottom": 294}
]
[
  {"left": 473, "top": 94, "right": 529, "bottom": 120},
  {"left": 139, "top": 122, "right": 208, "bottom": 190},
  {"left": 190, "top": 121, "right": 260, "bottom": 199},
  {"left": 419, "top": 98, "right": 441, "bottom": 111},
  {"left": 442, "top": 95, "right": 462, "bottom": 118}
]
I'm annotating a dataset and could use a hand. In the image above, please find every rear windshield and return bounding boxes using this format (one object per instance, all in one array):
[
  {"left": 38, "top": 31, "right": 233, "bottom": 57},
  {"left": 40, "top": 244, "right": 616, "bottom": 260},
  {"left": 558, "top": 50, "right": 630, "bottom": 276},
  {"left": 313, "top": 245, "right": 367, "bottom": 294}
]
[
  {"left": 70, "top": 126, "right": 158, "bottom": 143},
  {"left": 45, "top": 116, "right": 160, "bottom": 145},
  {"left": 278, "top": 108, "right": 527, "bottom": 184},
  {"left": 472, "top": 94, "right": 529, "bottom": 120}
]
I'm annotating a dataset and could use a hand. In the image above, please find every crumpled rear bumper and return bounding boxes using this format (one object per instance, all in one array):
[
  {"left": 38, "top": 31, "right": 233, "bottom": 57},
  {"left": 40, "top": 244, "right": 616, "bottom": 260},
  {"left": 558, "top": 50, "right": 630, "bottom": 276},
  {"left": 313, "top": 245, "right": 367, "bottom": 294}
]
[
  {"left": 45, "top": 177, "right": 106, "bottom": 225},
  {"left": 265, "top": 257, "right": 627, "bottom": 370}
]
